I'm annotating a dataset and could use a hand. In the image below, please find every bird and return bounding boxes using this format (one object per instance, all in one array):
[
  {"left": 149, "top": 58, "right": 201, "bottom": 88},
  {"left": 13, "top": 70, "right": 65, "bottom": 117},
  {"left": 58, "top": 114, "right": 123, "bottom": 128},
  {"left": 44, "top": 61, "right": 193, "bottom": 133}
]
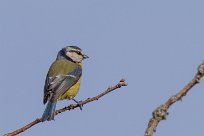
[{"left": 42, "top": 46, "right": 89, "bottom": 121}]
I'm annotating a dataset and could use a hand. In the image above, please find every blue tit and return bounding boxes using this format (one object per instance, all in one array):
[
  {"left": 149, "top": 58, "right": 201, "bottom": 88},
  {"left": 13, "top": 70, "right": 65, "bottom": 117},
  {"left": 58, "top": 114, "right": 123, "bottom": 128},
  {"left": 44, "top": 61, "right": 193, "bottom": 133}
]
[{"left": 42, "top": 46, "right": 89, "bottom": 121}]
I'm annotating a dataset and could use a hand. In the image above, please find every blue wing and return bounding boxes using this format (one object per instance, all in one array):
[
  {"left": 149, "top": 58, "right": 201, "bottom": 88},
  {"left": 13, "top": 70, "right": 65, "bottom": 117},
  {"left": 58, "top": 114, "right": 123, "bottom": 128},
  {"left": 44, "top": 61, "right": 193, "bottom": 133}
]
[{"left": 43, "top": 66, "right": 82, "bottom": 104}]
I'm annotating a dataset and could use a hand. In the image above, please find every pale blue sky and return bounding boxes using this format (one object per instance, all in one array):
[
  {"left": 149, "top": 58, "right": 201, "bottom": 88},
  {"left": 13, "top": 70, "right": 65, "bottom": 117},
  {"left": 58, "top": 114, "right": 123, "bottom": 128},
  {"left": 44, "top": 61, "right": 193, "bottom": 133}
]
[{"left": 1, "top": 1, "right": 204, "bottom": 136}]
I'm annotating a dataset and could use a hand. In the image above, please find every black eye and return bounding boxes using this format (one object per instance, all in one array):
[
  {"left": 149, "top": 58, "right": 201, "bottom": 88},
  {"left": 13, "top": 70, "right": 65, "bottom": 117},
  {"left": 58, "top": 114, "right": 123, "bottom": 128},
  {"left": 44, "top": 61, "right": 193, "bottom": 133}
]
[{"left": 76, "top": 51, "right": 81, "bottom": 55}]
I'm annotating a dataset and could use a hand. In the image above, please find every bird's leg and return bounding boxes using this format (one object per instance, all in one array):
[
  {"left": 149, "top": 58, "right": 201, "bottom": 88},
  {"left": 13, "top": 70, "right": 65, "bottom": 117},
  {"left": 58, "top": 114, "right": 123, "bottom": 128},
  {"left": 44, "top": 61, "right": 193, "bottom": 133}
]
[{"left": 72, "top": 98, "right": 83, "bottom": 110}]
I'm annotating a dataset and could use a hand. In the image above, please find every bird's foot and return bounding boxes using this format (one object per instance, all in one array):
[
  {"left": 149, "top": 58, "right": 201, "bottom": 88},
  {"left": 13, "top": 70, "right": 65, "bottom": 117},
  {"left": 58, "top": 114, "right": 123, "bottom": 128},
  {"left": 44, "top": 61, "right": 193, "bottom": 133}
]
[{"left": 72, "top": 98, "right": 83, "bottom": 110}]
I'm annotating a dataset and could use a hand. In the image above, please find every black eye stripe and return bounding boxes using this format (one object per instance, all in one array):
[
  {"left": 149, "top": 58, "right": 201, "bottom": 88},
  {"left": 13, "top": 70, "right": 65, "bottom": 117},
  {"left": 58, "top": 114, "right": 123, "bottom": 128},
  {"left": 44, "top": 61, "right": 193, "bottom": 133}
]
[
  {"left": 76, "top": 51, "right": 81, "bottom": 55},
  {"left": 69, "top": 50, "right": 82, "bottom": 55}
]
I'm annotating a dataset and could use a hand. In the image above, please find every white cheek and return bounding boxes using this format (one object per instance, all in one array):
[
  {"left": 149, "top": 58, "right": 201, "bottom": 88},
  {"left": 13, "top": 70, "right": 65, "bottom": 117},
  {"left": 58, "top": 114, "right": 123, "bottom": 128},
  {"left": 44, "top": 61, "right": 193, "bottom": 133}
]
[
  {"left": 66, "top": 52, "right": 83, "bottom": 62},
  {"left": 74, "top": 56, "right": 83, "bottom": 62},
  {"left": 66, "top": 52, "right": 71, "bottom": 57},
  {"left": 67, "top": 52, "right": 75, "bottom": 58}
]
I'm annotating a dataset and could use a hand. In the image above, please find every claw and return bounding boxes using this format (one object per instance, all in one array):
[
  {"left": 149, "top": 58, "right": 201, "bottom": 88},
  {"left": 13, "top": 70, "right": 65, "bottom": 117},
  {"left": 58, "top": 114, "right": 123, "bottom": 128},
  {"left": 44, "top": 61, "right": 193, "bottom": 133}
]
[{"left": 72, "top": 98, "right": 83, "bottom": 110}]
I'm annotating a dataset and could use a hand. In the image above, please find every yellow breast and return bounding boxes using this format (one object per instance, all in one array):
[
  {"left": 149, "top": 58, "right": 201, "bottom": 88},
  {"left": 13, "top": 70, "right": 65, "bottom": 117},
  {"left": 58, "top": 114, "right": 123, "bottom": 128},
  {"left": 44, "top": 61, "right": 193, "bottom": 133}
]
[{"left": 58, "top": 77, "right": 82, "bottom": 101}]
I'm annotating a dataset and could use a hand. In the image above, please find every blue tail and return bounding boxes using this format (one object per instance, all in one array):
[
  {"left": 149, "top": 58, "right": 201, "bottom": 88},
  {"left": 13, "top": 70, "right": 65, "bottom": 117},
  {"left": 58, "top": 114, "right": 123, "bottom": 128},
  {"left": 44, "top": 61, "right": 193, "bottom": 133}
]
[{"left": 42, "top": 101, "right": 57, "bottom": 121}]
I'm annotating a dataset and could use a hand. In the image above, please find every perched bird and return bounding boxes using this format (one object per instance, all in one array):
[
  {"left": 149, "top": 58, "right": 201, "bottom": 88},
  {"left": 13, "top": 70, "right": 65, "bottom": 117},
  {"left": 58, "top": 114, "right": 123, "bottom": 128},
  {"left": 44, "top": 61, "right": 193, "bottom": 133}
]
[{"left": 42, "top": 46, "right": 88, "bottom": 121}]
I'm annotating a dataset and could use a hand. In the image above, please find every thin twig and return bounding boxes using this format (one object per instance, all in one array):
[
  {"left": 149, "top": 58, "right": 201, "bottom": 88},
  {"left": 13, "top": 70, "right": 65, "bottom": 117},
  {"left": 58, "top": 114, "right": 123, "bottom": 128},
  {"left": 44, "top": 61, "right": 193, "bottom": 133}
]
[
  {"left": 144, "top": 62, "right": 204, "bottom": 136},
  {"left": 5, "top": 79, "right": 128, "bottom": 136}
]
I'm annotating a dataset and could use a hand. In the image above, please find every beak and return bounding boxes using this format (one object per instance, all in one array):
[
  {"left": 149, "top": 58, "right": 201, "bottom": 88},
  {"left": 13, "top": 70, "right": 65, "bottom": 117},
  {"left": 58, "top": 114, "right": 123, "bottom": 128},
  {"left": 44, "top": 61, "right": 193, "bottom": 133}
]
[{"left": 82, "top": 54, "right": 89, "bottom": 59}]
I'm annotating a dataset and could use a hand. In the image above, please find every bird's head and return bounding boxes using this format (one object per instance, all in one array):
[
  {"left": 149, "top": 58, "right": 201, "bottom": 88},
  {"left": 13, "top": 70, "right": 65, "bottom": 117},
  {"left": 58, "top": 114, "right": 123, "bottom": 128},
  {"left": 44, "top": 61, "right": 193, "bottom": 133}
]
[{"left": 57, "top": 46, "right": 89, "bottom": 63}]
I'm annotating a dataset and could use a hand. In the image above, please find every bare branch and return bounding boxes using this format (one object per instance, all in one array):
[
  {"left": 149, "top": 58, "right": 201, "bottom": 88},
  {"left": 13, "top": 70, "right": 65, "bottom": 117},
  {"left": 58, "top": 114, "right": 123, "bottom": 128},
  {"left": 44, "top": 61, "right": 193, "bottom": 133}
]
[
  {"left": 5, "top": 79, "right": 128, "bottom": 136},
  {"left": 144, "top": 62, "right": 204, "bottom": 136}
]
